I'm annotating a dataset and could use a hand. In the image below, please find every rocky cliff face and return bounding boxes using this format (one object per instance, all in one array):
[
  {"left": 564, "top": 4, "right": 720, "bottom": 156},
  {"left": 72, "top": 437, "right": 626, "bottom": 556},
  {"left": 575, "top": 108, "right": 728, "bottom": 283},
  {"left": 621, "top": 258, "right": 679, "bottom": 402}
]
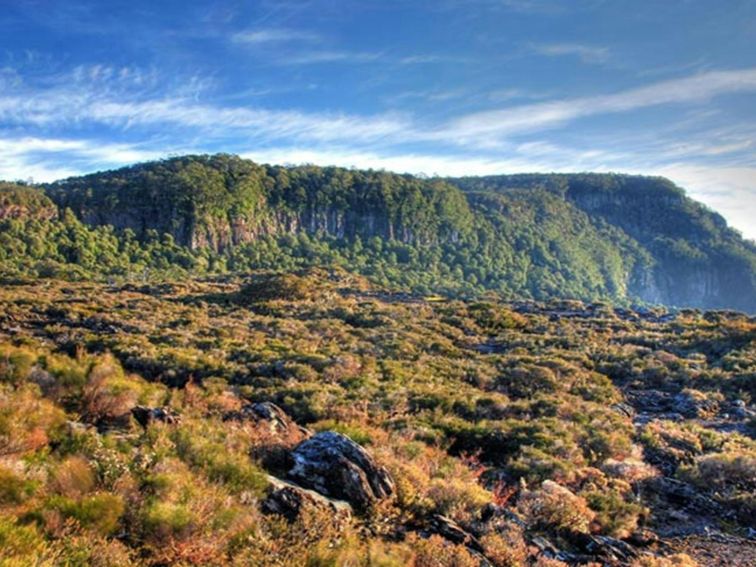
[
  {"left": 562, "top": 175, "right": 755, "bottom": 312},
  {"left": 36, "top": 156, "right": 756, "bottom": 312},
  {"left": 452, "top": 173, "right": 756, "bottom": 313},
  {"left": 0, "top": 183, "right": 58, "bottom": 221},
  {"left": 47, "top": 155, "right": 472, "bottom": 252}
]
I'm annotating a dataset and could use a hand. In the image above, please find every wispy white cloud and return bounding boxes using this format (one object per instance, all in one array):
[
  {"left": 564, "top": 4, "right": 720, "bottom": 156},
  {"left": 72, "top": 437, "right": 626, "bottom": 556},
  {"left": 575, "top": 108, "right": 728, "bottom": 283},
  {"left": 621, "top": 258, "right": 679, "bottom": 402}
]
[
  {"left": 528, "top": 42, "right": 610, "bottom": 64},
  {"left": 275, "top": 50, "right": 383, "bottom": 65},
  {"left": 0, "top": 64, "right": 754, "bottom": 238},
  {"left": 86, "top": 99, "right": 410, "bottom": 144},
  {"left": 0, "top": 137, "right": 166, "bottom": 182},
  {"left": 398, "top": 54, "right": 469, "bottom": 65},
  {"left": 3, "top": 66, "right": 756, "bottom": 154},
  {"left": 231, "top": 28, "right": 321, "bottom": 44},
  {"left": 461, "top": 0, "right": 566, "bottom": 14},
  {"left": 0, "top": 68, "right": 411, "bottom": 145},
  {"left": 442, "top": 68, "right": 756, "bottom": 145},
  {"left": 386, "top": 88, "right": 468, "bottom": 105}
]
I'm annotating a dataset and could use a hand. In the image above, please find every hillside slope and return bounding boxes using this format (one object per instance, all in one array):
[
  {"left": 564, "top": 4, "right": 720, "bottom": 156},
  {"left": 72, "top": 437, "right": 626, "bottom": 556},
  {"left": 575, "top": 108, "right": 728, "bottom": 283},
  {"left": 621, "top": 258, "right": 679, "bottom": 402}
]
[
  {"left": 0, "top": 155, "right": 753, "bottom": 311},
  {"left": 0, "top": 273, "right": 753, "bottom": 565},
  {"left": 451, "top": 173, "right": 756, "bottom": 312}
]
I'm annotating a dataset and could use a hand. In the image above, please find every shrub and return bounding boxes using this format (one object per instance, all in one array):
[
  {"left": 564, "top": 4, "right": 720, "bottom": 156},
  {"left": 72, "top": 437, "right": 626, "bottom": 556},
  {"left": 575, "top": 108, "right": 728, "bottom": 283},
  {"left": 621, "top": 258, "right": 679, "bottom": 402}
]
[
  {"left": 498, "top": 364, "right": 560, "bottom": 399},
  {"left": 50, "top": 455, "right": 95, "bottom": 498},
  {"left": 141, "top": 501, "right": 196, "bottom": 539},
  {"left": 506, "top": 445, "right": 576, "bottom": 485},
  {"left": 0, "top": 346, "right": 36, "bottom": 385},
  {"left": 469, "top": 303, "right": 526, "bottom": 332},
  {"left": 0, "top": 516, "right": 50, "bottom": 564},
  {"left": 480, "top": 528, "right": 528, "bottom": 567},
  {"left": 630, "top": 553, "right": 698, "bottom": 567},
  {"left": 378, "top": 441, "right": 492, "bottom": 523},
  {"left": 405, "top": 533, "right": 479, "bottom": 567},
  {"left": 172, "top": 427, "right": 268, "bottom": 495},
  {"left": 48, "top": 533, "right": 134, "bottom": 567},
  {"left": 312, "top": 420, "right": 373, "bottom": 446},
  {"left": 0, "top": 466, "right": 33, "bottom": 505},
  {"left": 584, "top": 489, "right": 646, "bottom": 538},
  {"left": 80, "top": 356, "right": 142, "bottom": 423},
  {"left": 679, "top": 453, "right": 756, "bottom": 492},
  {"left": 0, "top": 384, "right": 66, "bottom": 456},
  {"left": 425, "top": 476, "right": 491, "bottom": 520},
  {"left": 517, "top": 480, "right": 595, "bottom": 534},
  {"left": 238, "top": 271, "right": 324, "bottom": 303},
  {"left": 48, "top": 493, "right": 125, "bottom": 536}
]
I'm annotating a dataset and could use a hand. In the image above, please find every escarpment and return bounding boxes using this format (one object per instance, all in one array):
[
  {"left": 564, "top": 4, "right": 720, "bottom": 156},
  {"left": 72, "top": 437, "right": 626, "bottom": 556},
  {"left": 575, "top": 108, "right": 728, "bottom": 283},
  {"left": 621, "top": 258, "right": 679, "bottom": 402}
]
[{"left": 0, "top": 154, "right": 750, "bottom": 311}]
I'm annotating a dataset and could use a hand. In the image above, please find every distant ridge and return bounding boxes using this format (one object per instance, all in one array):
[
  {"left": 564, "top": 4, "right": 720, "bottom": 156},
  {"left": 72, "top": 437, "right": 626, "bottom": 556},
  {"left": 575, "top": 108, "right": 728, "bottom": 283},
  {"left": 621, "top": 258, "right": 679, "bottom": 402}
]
[{"left": 0, "top": 154, "right": 752, "bottom": 312}]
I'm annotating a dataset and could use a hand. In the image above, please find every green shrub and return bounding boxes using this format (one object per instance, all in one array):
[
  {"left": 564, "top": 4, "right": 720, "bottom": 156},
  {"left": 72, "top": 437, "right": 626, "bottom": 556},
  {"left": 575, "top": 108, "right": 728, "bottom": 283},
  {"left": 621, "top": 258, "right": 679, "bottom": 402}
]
[
  {"left": 0, "top": 516, "right": 49, "bottom": 564},
  {"left": 0, "top": 346, "right": 36, "bottom": 385},
  {"left": 585, "top": 489, "right": 646, "bottom": 538},
  {"left": 141, "top": 501, "right": 195, "bottom": 539},
  {"left": 49, "top": 492, "right": 125, "bottom": 536},
  {"left": 172, "top": 427, "right": 268, "bottom": 495},
  {"left": 313, "top": 420, "right": 373, "bottom": 446},
  {"left": 0, "top": 467, "right": 33, "bottom": 505}
]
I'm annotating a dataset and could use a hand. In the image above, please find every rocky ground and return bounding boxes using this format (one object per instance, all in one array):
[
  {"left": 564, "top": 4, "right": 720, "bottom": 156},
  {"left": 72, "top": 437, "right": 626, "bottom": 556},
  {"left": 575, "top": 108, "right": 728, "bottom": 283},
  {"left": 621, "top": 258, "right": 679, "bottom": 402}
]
[{"left": 0, "top": 275, "right": 753, "bottom": 565}]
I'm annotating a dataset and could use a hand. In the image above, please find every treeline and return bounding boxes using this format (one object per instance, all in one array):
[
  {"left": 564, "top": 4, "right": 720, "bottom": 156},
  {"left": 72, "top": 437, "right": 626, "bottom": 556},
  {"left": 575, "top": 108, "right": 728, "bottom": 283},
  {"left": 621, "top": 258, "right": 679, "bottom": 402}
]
[{"left": 0, "top": 154, "right": 754, "bottom": 311}]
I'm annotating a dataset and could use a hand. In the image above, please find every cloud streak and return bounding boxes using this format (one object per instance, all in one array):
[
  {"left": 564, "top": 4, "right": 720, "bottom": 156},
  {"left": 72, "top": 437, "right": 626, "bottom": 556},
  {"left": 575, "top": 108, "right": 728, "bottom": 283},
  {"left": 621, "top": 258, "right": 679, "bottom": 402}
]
[
  {"left": 5, "top": 66, "right": 756, "bottom": 151},
  {"left": 231, "top": 28, "right": 321, "bottom": 44},
  {"left": 443, "top": 68, "right": 756, "bottom": 144},
  {"left": 0, "top": 64, "right": 754, "bottom": 238},
  {"left": 528, "top": 42, "right": 610, "bottom": 64},
  {"left": 0, "top": 136, "right": 166, "bottom": 182}
]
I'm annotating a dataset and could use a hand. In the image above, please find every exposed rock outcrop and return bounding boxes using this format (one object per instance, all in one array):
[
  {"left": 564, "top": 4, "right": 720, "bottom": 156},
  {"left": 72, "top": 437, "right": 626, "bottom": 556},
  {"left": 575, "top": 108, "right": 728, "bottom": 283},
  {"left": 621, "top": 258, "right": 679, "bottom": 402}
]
[
  {"left": 287, "top": 431, "right": 394, "bottom": 511},
  {"left": 262, "top": 475, "right": 352, "bottom": 522},
  {"left": 427, "top": 514, "right": 485, "bottom": 554}
]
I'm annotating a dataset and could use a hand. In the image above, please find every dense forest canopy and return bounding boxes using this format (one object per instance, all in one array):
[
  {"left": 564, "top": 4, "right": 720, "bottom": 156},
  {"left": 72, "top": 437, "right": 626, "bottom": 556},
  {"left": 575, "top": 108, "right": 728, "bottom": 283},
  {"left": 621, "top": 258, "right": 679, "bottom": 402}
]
[{"left": 0, "top": 154, "right": 753, "bottom": 312}]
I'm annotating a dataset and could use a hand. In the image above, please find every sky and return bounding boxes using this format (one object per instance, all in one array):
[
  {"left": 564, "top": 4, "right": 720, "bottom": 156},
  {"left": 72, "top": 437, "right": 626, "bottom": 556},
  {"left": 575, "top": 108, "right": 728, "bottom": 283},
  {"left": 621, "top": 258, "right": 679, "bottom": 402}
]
[{"left": 1, "top": 0, "right": 755, "bottom": 239}]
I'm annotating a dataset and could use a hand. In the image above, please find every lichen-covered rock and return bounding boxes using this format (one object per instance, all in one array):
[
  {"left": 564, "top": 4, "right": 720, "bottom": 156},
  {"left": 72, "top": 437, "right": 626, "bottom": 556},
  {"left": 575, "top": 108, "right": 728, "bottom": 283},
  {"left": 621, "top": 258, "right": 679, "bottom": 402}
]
[
  {"left": 262, "top": 476, "right": 351, "bottom": 522},
  {"left": 28, "top": 367, "right": 56, "bottom": 397},
  {"left": 287, "top": 431, "right": 394, "bottom": 510}
]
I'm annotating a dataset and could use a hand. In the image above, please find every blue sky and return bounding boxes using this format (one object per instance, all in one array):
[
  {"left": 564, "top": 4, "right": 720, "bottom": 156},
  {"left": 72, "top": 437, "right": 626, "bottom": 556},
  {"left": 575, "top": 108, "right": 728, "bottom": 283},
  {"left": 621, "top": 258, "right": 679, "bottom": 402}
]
[{"left": 1, "top": 0, "right": 755, "bottom": 238}]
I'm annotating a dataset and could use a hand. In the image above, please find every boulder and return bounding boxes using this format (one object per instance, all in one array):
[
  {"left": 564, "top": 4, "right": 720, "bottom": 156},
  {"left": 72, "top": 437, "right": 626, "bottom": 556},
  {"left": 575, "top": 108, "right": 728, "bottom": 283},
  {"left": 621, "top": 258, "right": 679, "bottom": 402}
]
[
  {"left": 262, "top": 475, "right": 351, "bottom": 522},
  {"left": 479, "top": 503, "right": 527, "bottom": 528},
  {"left": 729, "top": 399, "right": 755, "bottom": 421},
  {"left": 223, "top": 402, "right": 308, "bottom": 437},
  {"left": 287, "top": 431, "right": 394, "bottom": 511},
  {"left": 646, "top": 477, "right": 728, "bottom": 518},
  {"left": 581, "top": 534, "right": 639, "bottom": 562},
  {"left": 428, "top": 514, "right": 484, "bottom": 554},
  {"left": 627, "top": 528, "right": 659, "bottom": 547},
  {"left": 611, "top": 402, "right": 635, "bottom": 419},
  {"left": 131, "top": 405, "right": 180, "bottom": 427},
  {"left": 29, "top": 367, "right": 57, "bottom": 397},
  {"left": 529, "top": 535, "right": 581, "bottom": 563}
]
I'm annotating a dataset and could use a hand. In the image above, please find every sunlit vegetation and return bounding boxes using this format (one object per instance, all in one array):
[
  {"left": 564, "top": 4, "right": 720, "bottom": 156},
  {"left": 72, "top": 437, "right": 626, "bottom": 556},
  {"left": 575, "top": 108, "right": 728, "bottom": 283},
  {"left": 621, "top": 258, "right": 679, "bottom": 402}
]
[
  {"left": 1, "top": 154, "right": 753, "bottom": 311},
  {"left": 0, "top": 156, "right": 754, "bottom": 564},
  {"left": 0, "top": 271, "right": 752, "bottom": 565}
]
